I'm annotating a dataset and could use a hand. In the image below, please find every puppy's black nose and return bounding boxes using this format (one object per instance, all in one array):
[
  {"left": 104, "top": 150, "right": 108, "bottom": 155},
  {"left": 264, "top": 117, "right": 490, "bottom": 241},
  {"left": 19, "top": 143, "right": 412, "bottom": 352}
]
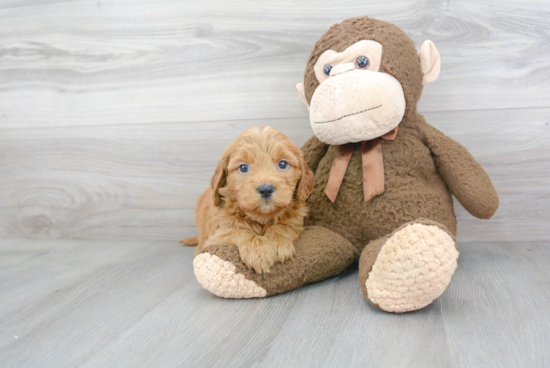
[{"left": 257, "top": 184, "right": 275, "bottom": 199}]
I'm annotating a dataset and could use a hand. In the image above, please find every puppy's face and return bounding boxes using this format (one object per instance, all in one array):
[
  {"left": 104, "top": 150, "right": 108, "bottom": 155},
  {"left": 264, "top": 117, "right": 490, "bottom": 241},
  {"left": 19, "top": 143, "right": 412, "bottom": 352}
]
[{"left": 212, "top": 126, "right": 314, "bottom": 218}]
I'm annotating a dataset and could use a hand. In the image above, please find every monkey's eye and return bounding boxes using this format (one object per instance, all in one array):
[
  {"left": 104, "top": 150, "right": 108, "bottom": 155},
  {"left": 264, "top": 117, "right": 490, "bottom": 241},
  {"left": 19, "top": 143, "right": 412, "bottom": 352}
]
[
  {"left": 238, "top": 164, "right": 249, "bottom": 173},
  {"left": 324, "top": 65, "right": 332, "bottom": 76},
  {"left": 355, "top": 56, "right": 369, "bottom": 69},
  {"left": 278, "top": 160, "right": 289, "bottom": 170}
]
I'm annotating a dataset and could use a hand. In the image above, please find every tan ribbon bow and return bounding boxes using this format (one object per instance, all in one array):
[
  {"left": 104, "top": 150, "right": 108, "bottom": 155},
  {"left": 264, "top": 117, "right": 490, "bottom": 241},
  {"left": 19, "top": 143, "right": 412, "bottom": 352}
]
[{"left": 325, "top": 127, "right": 398, "bottom": 203}]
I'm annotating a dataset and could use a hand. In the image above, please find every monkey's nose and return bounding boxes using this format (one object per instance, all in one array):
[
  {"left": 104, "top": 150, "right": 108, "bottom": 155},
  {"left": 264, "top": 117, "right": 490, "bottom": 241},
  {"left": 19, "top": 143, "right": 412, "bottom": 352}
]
[{"left": 257, "top": 184, "right": 275, "bottom": 199}]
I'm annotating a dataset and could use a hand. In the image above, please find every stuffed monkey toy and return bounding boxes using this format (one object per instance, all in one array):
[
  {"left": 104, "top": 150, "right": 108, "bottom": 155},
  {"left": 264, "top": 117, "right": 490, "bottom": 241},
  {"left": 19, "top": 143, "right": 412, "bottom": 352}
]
[{"left": 192, "top": 16, "right": 498, "bottom": 313}]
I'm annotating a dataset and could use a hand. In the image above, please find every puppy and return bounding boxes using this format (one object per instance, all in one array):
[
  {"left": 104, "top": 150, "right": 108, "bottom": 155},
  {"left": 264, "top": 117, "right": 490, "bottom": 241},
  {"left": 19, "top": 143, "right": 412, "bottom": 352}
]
[{"left": 181, "top": 126, "right": 314, "bottom": 273}]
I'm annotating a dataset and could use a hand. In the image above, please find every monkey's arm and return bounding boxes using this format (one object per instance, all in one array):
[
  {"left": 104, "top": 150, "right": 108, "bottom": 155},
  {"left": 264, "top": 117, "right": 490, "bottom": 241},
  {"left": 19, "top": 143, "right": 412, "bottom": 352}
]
[
  {"left": 421, "top": 123, "right": 499, "bottom": 219},
  {"left": 300, "top": 135, "right": 329, "bottom": 173}
]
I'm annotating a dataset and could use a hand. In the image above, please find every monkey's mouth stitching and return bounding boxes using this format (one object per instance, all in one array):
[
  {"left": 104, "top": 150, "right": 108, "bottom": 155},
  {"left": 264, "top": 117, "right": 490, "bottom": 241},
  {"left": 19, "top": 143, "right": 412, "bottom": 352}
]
[{"left": 314, "top": 105, "right": 382, "bottom": 124}]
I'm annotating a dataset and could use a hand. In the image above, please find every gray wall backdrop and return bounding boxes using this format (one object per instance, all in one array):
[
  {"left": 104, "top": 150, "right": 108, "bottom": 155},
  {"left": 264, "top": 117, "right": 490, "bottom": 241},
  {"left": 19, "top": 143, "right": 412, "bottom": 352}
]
[{"left": 0, "top": 0, "right": 548, "bottom": 241}]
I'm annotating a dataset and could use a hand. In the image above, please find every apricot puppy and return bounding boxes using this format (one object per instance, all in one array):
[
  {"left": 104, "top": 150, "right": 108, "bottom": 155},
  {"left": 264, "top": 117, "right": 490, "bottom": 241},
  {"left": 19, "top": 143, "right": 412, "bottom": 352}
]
[{"left": 181, "top": 126, "right": 314, "bottom": 274}]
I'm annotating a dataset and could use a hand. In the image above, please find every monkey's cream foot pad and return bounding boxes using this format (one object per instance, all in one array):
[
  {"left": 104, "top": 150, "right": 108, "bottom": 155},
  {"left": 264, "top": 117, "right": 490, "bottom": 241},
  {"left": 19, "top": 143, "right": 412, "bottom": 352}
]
[
  {"left": 366, "top": 223, "right": 459, "bottom": 313},
  {"left": 193, "top": 253, "right": 267, "bottom": 298}
]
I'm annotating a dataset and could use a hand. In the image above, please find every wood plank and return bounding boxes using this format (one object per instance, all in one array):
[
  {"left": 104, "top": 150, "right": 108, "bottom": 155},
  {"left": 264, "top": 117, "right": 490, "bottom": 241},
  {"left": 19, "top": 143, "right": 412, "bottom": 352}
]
[
  {"left": 0, "top": 107, "right": 548, "bottom": 241},
  {"left": 0, "top": 239, "right": 155, "bottom": 305},
  {"left": 0, "top": 240, "right": 190, "bottom": 367},
  {"left": 0, "top": 0, "right": 77, "bottom": 9},
  {"left": 443, "top": 242, "right": 550, "bottom": 367},
  {"left": 0, "top": 239, "right": 158, "bottom": 344},
  {"left": 0, "top": 0, "right": 548, "bottom": 129},
  {"left": 1, "top": 241, "right": 547, "bottom": 367},
  {"left": 256, "top": 271, "right": 452, "bottom": 368},
  {"left": 86, "top": 267, "right": 453, "bottom": 368}
]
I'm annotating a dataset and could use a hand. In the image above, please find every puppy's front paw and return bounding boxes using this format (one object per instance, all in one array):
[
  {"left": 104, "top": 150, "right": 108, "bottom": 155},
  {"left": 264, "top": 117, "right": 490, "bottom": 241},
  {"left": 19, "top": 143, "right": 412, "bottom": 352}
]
[
  {"left": 238, "top": 238, "right": 277, "bottom": 274},
  {"left": 276, "top": 240, "right": 296, "bottom": 264}
]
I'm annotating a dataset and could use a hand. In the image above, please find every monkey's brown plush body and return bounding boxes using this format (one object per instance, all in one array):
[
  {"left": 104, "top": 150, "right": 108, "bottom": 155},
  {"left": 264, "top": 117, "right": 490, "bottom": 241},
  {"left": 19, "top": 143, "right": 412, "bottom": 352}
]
[{"left": 192, "top": 17, "right": 498, "bottom": 313}]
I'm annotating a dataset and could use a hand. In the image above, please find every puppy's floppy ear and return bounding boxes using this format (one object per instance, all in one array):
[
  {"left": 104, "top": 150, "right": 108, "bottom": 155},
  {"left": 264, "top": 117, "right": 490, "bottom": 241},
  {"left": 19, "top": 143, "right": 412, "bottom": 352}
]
[
  {"left": 294, "top": 149, "right": 315, "bottom": 203},
  {"left": 211, "top": 155, "right": 229, "bottom": 207}
]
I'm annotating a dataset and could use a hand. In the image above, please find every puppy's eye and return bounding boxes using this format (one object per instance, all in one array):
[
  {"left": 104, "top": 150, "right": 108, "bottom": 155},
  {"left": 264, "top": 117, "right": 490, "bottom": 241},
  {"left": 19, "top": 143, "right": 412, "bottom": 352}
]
[
  {"left": 278, "top": 160, "right": 289, "bottom": 170},
  {"left": 355, "top": 56, "right": 369, "bottom": 69},
  {"left": 238, "top": 164, "right": 249, "bottom": 173},
  {"left": 324, "top": 65, "right": 332, "bottom": 76}
]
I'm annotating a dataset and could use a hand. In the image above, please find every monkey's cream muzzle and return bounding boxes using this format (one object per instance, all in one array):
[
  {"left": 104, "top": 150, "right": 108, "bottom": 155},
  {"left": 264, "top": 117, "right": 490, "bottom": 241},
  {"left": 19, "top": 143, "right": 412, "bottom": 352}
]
[{"left": 309, "top": 69, "right": 405, "bottom": 145}]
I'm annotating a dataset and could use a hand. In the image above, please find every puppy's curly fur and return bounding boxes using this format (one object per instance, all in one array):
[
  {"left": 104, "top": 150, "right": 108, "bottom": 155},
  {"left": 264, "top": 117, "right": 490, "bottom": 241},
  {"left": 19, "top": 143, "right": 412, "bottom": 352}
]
[{"left": 181, "top": 126, "right": 315, "bottom": 273}]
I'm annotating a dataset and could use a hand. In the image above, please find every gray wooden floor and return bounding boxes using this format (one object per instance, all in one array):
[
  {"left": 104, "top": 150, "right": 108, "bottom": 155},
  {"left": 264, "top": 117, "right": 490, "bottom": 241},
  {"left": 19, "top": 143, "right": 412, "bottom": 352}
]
[{"left": 0, "top": 240, "right": 548, "bottom": 368}]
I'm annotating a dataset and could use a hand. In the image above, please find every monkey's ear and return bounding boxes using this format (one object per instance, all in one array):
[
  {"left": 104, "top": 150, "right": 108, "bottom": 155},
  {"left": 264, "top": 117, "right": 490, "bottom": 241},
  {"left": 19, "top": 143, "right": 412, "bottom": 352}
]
[
  {"left": 296, "top": 83, "right": 310, "bottom": 110},
  {"left": 418, "top": 40, "right": 441, "bottom": 85},
  {"left": 211, "top": 156, "right": 229, "bottom": 207}
]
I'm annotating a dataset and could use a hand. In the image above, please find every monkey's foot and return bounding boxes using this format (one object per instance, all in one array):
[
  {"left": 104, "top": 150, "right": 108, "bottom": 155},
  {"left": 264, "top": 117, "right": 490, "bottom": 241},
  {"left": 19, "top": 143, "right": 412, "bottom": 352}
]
[
  {"left": 193, "top": 226, "right": 358, "bottom": 298},
  {"left": 193, "top": 251, "right": 267, "bottom": 298},
  {"left": 359, "top": 220, "right": 459, "bottom": 313}
]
